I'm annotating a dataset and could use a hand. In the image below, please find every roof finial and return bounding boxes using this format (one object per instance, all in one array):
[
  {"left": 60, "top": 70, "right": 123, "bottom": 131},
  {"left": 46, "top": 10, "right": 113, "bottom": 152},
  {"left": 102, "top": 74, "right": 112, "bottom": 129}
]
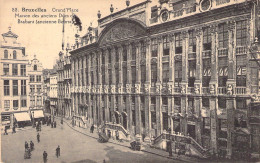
[
  {"left": 34, "top": 54, "right": 36, "bottom": 59},
  {"left": 8, "top": 26, "right": 11, "bottom": 31}
]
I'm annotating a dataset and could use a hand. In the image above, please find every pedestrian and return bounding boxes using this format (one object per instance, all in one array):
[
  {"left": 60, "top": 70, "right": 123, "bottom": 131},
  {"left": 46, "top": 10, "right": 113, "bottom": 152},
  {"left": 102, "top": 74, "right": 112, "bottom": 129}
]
[
  {"left": 4, "top": 126, "right": 8, "bottom": 135},
  {"left": 25, "top": 141, "right": 29, "bottom": 150},
  {"left": 37, "top": 133, "right": 40, "bottom": 143},
  {"left": 43, "top": 151, "right": 48, "bottom": 163},
  {"left": 116, "top": 130, "right": 119, "bottom": 140},
  {"left": 51, "top": 121, "right": 53, "bottom": 128},
  {"left": 56, "top": 145, "right": 60, "bottom": 158},
  {"left": 54, "top": 121, "right": 57, "bottom": 128},
  {"left": 90, "top": 124, "right": 94, "bottom": 133},
  {"left": 12, "top": 125, "right": 16, "bottom": 134},
  {"left": 30, "top": 140, "right": 34, "bottom": 151}
]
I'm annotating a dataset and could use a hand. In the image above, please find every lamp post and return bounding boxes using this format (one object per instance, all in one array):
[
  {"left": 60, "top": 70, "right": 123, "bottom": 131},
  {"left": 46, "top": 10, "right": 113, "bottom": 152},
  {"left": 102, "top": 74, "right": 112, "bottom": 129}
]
[{"left": 32, "top": 111, "right": 35, "bottom": 128}]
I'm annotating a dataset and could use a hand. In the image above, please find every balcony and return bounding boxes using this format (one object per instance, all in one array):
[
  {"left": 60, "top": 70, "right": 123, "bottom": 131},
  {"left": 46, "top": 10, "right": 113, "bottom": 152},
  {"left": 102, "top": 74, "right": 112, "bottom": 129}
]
[
  {"left": 202, "top": 87, "right": 210, "bottom": 94},
  {"left": 218, "top": 48, "right": 228, "bottom": 57},
  {"left": 217, "top": 87, "right": 227, "bottom": 95},
  {"left": 235, "top": 87, "right": 247, "bottom": 95},
  {"left": 188, "top": 52, "right": 196, "bottom": 60},
  {"left": 236, "top": 46, "right": 247, "bottom": 55},
  {"left": 202, "top": 50, "right": 211, "bottom": 58}
]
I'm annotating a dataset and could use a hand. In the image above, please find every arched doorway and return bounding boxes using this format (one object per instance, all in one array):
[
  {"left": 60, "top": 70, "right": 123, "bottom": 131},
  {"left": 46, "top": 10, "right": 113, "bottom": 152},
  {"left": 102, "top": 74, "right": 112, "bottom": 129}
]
[
  {"left": 114, "top": 111, "right": 120, "bottom": 124},
  {"left": 121, "top": 112, "right": 127, "bottom": 130}
]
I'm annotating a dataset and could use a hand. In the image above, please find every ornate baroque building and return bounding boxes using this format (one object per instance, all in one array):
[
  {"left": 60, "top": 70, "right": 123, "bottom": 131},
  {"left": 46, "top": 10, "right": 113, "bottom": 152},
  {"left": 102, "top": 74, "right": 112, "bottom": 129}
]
[
  {"left": 0, "top": 27, "right": 30, "bottom": 127},
  {"left": 69, "top": 0, "right": 260, "bottom": 159}
]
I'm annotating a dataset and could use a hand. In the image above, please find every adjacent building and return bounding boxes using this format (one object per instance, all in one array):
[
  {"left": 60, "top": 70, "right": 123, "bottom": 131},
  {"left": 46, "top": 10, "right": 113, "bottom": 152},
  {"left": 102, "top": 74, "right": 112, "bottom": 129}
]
[
  {"left": 69, "top": 0, "right": 260, "bottom": 160},
  {"left": 0, "top": 27, "right": 30, "bottom": 127},
  {"left": 50, "top": 69, "right": 58, "bottom": 116},
  {"left": 28, "top": 55, "right": 45, "bottom": 119}
]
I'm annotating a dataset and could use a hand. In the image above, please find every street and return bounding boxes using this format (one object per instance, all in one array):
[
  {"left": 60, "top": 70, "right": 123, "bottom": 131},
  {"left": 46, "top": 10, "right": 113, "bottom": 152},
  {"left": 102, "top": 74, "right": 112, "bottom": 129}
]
[{"left": 1, "top": 121, "right": 178, "bottom": 163}]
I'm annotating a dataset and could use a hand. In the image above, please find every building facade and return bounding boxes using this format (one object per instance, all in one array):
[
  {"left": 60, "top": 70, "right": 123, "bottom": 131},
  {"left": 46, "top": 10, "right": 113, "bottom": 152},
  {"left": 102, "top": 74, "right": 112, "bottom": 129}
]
[
  {"left": 0, "top": 27, "right": 30, "bottom": 127},
  {"left": 28, "top": 55, "right": 44, "bottom": 113},
  {"left": 70, "top": 0, "right": 260, "bottom": 159},
  {"left": 50, "top": 71, "right": 58, "bottom": 116}
]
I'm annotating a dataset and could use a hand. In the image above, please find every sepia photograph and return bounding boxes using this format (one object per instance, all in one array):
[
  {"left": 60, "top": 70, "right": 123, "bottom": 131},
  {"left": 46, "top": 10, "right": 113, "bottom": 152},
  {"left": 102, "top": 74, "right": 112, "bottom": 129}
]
[{"left": 0, "top": 0, "right": 260, "bottom": 162}]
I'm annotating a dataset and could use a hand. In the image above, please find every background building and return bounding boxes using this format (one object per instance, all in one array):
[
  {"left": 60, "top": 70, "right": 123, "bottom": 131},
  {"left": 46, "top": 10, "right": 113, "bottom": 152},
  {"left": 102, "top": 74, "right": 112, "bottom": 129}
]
[
  {"left": 50, "top": 69, "right": 58, "bottom": 116},
  {"left": 0, "top": 27, "right": 30, "bottom": 128},
  {"left": 28, "top": 55, "right": 45, "bottom": 120}
]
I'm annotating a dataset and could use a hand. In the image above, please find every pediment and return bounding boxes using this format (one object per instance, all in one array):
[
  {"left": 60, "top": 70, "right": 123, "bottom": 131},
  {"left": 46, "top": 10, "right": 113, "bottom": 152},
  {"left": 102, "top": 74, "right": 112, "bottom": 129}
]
[
  {"left": 2, "top": 31, "right": 18, "bottom": 38},
  {"left": 99, "top": 19, "right": 146, "bottom": 46}
]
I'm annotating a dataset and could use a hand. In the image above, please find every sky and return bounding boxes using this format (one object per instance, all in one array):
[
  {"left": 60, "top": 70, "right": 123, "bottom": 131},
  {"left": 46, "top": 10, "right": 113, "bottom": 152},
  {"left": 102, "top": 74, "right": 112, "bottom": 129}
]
[{"left": 0, "top": 0, "right": 142, "bottom": 69}]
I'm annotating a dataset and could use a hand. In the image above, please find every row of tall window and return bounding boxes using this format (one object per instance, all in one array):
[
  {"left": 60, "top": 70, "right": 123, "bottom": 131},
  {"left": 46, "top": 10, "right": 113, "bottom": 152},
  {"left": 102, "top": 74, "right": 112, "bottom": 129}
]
[
  {"left": 30, "top": 75, "right": 42, "bottom": 82},
  {"left": 3, "top": 64, "right": 26, "bottom": 76},
  {"left": 3, "top": 50, "right": 17, "bottom": 59},
  {"left": 4, "top": 80, "right": 26, "bottom": 96},
  {"left": 30, "top": 96, "right": 42, "bottom": 106},
  {"left": 30, "top": 85, "right": 42, "bottom": 93},
  {"left": 4, "top": 99, "right": 27, "bottom": 110},
  {"left": 73, "top": 20, "right": 247, "bottom": 88}
]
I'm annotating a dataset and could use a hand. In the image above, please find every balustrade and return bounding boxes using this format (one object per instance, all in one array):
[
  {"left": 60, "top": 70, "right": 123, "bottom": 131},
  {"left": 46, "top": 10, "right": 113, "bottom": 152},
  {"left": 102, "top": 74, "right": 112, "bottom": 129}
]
[
  {"left": 235, "top": 87, "right": 247, "bottom": 95},
  {"left": 217, "top": 87, "right": 227, "bottom": 94},
  {"left": 236, "top": 46, "right": 247, "bottom": 55},
  {"left": 218, "top": 48, "right": 228, "bottom": 57}
]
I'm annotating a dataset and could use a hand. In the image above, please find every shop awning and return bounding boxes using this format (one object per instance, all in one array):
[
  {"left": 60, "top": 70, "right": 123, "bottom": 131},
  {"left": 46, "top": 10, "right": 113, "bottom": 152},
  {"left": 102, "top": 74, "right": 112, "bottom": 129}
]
[
  {"left": 14, "top": 112, "right": 31, "bottom": 122},
  {"left": 31, "top": 110, "right": 44, "bottom": 118}
]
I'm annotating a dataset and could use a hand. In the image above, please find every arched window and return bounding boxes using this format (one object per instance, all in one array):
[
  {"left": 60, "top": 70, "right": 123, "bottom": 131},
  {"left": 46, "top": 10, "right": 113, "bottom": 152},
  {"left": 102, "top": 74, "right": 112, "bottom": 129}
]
[
  {"left": 34, "top": 65, "right": 37, "bottom": 71},
  {"left": 13, "top": 50, "right": 17, "bottom": 59},
  {"left": 4, "top": 50, "right": 8, "bottom": 59}
]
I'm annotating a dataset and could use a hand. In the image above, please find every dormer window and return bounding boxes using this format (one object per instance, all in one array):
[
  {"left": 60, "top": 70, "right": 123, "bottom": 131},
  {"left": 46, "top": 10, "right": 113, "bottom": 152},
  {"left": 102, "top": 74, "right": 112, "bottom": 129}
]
[
  {"left": 34, "top": 65, "right": 37, "bottom": 71},
  {"left": 13, "top": 50, "right": 17, "bottom": 59},
  {"left": 4, "top": 50, "right": 8, "bottom": 59}
]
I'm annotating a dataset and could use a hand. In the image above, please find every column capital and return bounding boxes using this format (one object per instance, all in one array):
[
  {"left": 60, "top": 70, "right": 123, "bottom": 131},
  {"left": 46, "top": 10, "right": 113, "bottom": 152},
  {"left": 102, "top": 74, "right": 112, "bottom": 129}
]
[
  {"left": 145, "top": 38, "right": 151, "bottom": 45},
  {"left": 228, "top": 20, "right": 236, "bottom": 31},
  {"left": 210, "top": 24, "right": 218, "bottom": 33},
  {"left": 195, "top": 28, "right": 203, "bottom": 37},
  {"left": 181, "top": 31, "right": 188, "bottom": 39}
]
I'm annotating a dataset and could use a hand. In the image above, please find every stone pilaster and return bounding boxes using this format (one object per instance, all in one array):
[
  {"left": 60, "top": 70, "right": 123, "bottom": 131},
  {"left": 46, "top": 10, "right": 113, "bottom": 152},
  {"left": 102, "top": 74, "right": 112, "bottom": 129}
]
[
  {"left": 210, "top": 97, "right": 218, "bottom": 155},
  {"left": 181, "top": 31, "right": 188, "bottom": 84},
  {"left": 195, "top": 28, "right": 203, "bottom": 90},
  {"left": 226, "top": 97, "right": 235, "bottom": 159},
  {"left": 180, "top": 96, "right": 187, "bottom": 135},
  {"left": 146, "top": 38, "right": 151, "bottom": 84},
  {"left": 157, "top": 37, "right": 163, "bottom": 83},
  {"left": 135, "top": 94, "right": 141, "bottom": 135},
  {"left": 210, "top": 25, "right": 218, "bottom": 92},
  {"left": 169, "top": 34, "right": 175, "bottom": 82},
  {"left": 144, "top": 95, "right": 151, "bottom": 142},
  {"left": 227, "top": 21, "right": 236, "bottom": 93},
  {"left": 194, "top": 97, "right": 202, "bottom": 144}
]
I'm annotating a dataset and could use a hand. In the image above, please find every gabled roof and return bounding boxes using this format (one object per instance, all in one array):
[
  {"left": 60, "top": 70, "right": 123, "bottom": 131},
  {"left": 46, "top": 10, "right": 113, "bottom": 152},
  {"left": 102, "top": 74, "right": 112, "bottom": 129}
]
[{"left": 2, "top": 30, "right": 18, "bottom": 38}]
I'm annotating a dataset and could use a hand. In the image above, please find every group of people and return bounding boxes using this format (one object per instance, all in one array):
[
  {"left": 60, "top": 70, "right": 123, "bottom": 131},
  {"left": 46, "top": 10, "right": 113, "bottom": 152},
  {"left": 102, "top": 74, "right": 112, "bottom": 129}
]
[{"left": 24, "top": 141, "right": 34, "bottom": 159}]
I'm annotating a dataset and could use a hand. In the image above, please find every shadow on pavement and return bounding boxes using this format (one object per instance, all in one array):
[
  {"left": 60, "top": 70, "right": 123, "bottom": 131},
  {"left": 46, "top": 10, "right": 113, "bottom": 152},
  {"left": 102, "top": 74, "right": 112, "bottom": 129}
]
[{"left": 71, "top": 159, "right": 97, "bottom": 163}]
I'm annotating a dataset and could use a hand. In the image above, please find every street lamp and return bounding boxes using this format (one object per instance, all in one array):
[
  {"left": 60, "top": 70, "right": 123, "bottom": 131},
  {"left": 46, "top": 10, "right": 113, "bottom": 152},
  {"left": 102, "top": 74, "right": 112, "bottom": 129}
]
[{"left": 32, "top": 111, "right": 35, "bottom": 128}]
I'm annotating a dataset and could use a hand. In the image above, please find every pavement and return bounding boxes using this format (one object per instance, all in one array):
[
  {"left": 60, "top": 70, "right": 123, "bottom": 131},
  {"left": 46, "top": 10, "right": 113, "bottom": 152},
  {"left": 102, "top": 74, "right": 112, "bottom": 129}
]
[
  {"left": 1, "top": 118, "right": 185, "bottom": 163},
  {"left": 61, "top": 117, "right": 204, "bottom": 163}
]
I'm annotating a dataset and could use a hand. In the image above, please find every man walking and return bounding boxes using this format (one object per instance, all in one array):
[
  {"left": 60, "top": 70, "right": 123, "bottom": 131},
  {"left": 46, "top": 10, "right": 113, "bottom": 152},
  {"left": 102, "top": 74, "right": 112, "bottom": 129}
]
[
  {"left": 37, "top": 133, "right": 40, "bottom": 143},
  {"left": 12, "top": 125, "right": 16, "bottom": 134},
  {"left": 43, "top": 151, "right": 48, "bottom": 163},
  {"left": 56, "top": 145, "right": 60, "bottom": 158},
  {"left": 90, "top": 124, "right": 94, "bottom": 133}
]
